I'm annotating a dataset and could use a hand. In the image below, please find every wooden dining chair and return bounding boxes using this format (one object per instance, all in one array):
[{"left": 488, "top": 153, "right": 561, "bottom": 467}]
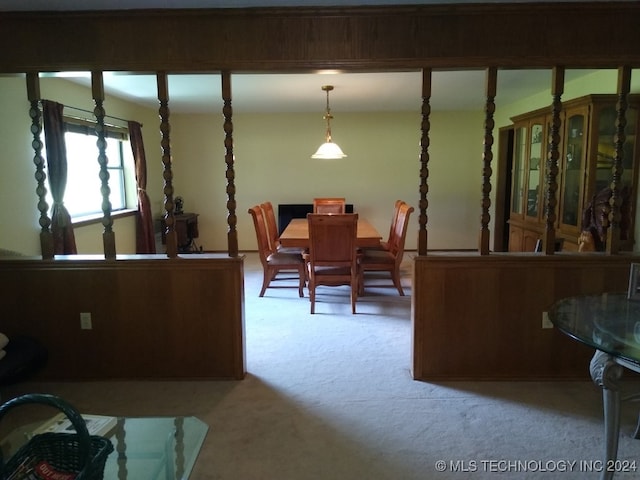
[
  {"left": 364, "top": 199, "right": 406, "bottom": 252},
  {"left": 248, "top": 205, "right": 305, "bottom": 297},
  {"left": 306, "top": 213, "right": 360, "bottom": 314},
  {"left": 383, "top": 200, "right": 406, "bottom": 250},
  {"left": 260, "top": 201, "right": 305, "bottom": 254},
  {"left": 359, "top": 202, "right": 414, "bottom": 296},
  {"left": 313, "top": 197, "right": 346, "bottom": 214}
]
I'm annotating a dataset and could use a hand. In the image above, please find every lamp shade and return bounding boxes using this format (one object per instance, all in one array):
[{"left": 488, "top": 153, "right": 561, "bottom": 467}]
[{"left": 312, "top": 141, "right": 348, "bottom": 159}]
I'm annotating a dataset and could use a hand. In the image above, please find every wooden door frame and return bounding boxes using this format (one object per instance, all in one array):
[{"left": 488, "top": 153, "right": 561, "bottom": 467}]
[{"left": 494, "top": 125, "right": 515, "bottom": 252}]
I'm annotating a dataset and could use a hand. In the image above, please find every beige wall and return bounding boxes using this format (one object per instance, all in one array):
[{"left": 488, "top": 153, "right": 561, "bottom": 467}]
[
  {"left": 1, "top": 77, "right": 40, "bottom": 254},
  {"left": 0, "top": 77, "right": 161, "bottom": 255},
  {"left": 2, "top": 70, "right": 640, "bottom": 255},
  {"left": 170, "top": 109, "right": 485, "bottom": 252}
]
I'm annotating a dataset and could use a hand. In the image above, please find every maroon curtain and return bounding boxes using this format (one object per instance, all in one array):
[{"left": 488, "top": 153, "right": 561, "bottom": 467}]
[
  {"left": 128, "top": 121, "right": 156, "bottom": 253},
  {"left": 42, "top": 100, "right": 77, "bottom": 255}
]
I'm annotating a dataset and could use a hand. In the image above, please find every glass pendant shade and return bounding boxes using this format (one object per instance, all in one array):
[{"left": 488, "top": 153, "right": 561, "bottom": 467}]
[
  {"left": 311, "top": 85, "right": 347, "bottom": 159},
  {"left": 312, "top": 140, "right": 347, "bottom": 159}
]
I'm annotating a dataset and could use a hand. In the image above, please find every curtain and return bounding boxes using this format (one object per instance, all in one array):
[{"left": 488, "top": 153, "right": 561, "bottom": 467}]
[
  {"left": 128, "top": 121, "right": 156, "bottom": 253},
  {"left": 42, "top": 100, "right": 77, "bottom": 255}
]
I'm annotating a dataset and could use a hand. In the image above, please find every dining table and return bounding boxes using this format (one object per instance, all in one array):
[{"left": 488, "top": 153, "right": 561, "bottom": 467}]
[{"left": 278, "top": 217, "right": 382, "bottom": 248}]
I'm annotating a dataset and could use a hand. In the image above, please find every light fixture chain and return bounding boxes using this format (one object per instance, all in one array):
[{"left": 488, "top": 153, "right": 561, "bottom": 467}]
[{"left": 311, "top": 84, "right": 347, "bottom": 159}]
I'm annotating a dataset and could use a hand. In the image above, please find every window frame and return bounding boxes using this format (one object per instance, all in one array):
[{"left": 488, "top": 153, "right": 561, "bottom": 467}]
[{"left": 45, "top": 116, "right": 135, "bottom": 224}]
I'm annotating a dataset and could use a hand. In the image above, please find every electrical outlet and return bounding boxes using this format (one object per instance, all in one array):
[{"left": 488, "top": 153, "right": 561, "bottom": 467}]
[
  {"left": 541, "top": 311, "right": 553, "bottom": 329},
  {"left": 80, "top": 312, "right": 92, "bottom": 330}
]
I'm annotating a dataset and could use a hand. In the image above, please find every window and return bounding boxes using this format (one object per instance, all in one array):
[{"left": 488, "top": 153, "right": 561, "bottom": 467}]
[{"left": 45, "top": 119, "right": 135, "bottom": 220}]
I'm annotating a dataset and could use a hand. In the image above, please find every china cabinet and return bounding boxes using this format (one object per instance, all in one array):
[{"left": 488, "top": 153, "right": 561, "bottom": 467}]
[{"left": 507, "top": 94, "right": 639, "bottom": 252}]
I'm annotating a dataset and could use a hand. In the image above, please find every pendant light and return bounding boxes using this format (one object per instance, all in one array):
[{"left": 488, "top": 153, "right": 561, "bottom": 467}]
[{"left": 311, "top": 85, "right": 347, "bottom": 159}]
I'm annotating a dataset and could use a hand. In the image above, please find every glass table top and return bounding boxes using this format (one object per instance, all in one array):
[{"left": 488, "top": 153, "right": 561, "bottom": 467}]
[
  {"left": 549, "top": 292, "right": 640, "bottom": 366},
  {"left": 1, "top": 416, "right": 208, "bottom": 480}
]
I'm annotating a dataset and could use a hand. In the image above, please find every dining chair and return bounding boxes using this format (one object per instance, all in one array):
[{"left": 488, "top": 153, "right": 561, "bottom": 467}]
[
  {"left": 383, "top": 200, "right": 406, "bottom": 250},
  {"left": 248, "top": 205, "right": 305, "bottom": 297},
  {"left": 313, "top": 197, "right": 346, "bottom": 214},
  {"left": 359, "top": 202, "right": 414, "bottom": 296},
  {"left": 260, "top": 201, "right": 305, "bottom": 254},
  {"left": 364, "top": 199, "right": 405, "bottom": 252},
  {"left": 306, "top": 213, "right": 360, "bottom": 314}
]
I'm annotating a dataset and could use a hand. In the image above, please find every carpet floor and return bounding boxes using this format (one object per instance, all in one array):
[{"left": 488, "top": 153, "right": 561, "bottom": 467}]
[{"left": 2, "top": 252, "right": 640, "bottom": 479}]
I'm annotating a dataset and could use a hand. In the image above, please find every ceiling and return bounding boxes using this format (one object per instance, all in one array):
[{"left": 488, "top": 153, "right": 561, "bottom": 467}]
[
  {"left": 4, "top": 1, "right": 624, "bottom": 113},
  {"left": 53, "top": 69, "right": 608, "bottom": 114}
]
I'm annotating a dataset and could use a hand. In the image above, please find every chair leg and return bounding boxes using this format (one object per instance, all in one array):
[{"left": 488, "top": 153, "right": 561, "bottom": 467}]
[
  {"left": 351, "top": 281, "right": 357, "bottom": 314},
  {"left": 297, "top": 266, "right": 305, "bottom": 297},
  {"left": 310, "top": 281, "right": 316, "bottom": 314},
  {"left": 391, "top": 270, "right": 405, "bottom": 296},
  {"left": 259, "top": 270, "right": 270, "bottom": 297}
]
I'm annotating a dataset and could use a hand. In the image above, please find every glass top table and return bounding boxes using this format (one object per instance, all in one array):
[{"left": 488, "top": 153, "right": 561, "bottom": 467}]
[
  {"left": 1, "top": 416, "right": 208, "bottom": 480},
  {"left": 550, "top": 292, "right": 640, "bottom": 367},
  {"left": 550, "top": 293, "right": 640, "bottom": 480}
]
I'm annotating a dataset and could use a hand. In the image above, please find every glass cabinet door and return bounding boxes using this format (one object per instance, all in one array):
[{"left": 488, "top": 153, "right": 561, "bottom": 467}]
[
  {"left": 511, "top": 126, "right": 527, "bottom": 216},
  {"left": 560, "top": 113, "right": 585, "bottom": 227},
  {"left": 595, "top": 105, "right": 637, "bottom": 193},
  {"left": 526, "top": 123, "right": 543, "bottom": 218}
]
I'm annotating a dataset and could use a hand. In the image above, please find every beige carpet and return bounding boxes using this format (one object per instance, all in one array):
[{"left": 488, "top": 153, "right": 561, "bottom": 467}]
[{"left": 2, "top": 252, "right": 640, "bottom": 479}]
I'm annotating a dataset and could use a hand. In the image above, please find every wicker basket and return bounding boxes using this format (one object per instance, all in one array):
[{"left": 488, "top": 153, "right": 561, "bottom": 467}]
[{"left": 0, "top": 393, "right": 114, "bottom": 480}]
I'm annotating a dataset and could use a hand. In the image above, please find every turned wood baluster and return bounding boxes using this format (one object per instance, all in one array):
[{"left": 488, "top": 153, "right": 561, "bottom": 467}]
[
  {"left": 174, "top": 417, "right": 185, "bottom": 478},
  {"left": 418, "top": 68, "right": 431, "bottom": 256},
  {"left": 480, "top": 67, "right": 497, "bottom": 255},
  {"left": 223, "top": 71, "right": 239, "bottom": 257},
  {"left": 606, "top": 66, "right": 631, "bottom": 255},
  {"left": 542, "top": 67, "right": 564, "bottom": 255},
  {"left": 92, "top": 71, "right": 116, "bottom": 259},
  {"left": 115, "top": 417, "right": 127, "bottom": 480},
  {"left": 157, "top": 72, "right": 178, "bottom": 258},
  {"left": 26, "top": 73, "right": 54, "bottom": 259}
]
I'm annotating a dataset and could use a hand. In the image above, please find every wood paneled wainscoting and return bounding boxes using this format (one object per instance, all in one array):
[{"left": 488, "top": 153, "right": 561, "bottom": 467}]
[
  {"left": 0, "top": 254, "right": 245, "bottom": 380},
  {"left": 412, "top": 253, "right": 637, "bottom": 381}
]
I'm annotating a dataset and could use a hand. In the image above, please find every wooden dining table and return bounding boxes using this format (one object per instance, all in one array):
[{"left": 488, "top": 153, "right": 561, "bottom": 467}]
[{"left": 279, "top": 218, "right": 382, "bottom": 248}]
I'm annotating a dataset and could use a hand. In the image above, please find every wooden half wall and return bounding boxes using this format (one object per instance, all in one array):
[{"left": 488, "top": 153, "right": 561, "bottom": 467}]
[
  {"left": 412, "top": 252, "right": 637, "bottom": 381},
  {"left": 0, "top": 254, "right": 245, "bottom": 380}
]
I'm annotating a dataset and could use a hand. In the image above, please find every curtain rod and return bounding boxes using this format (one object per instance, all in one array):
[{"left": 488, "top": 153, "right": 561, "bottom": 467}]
[{"left": 45, "top": 102, "right": 142, "bottom": 128}]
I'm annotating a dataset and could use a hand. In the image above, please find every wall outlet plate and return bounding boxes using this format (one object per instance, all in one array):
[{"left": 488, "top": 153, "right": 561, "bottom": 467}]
[
  {"left": 542, "top": 311, "right": 553, "bottom": 329},
  {"left": 80, "top": 312, "right": 92, "bottom": 330}
]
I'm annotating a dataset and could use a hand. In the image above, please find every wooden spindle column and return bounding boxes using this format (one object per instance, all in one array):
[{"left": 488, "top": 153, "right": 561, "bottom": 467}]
[
  {"left": 418, "top": 68, "right": 432, "bottom": 256},
  {"left": 542, "top": 67, "right": 564, "bottom": 255},
  {"left": 222, "top": 72, "right": 238, "bottom": 257},
  {"left": 479, "top": 67, "right": 497, "bottom": 255},
  {"left": 26, "top": 73, "right": 54, "bottom": 259},
  {"left": 606, "top": 66, "right": 631, "bottom": 254},
  {"left": 157, "top": 72, "right": 178, "bottom": 258},
  {"left": 92, "top": 71, "right": 116, "bottom": 259}
]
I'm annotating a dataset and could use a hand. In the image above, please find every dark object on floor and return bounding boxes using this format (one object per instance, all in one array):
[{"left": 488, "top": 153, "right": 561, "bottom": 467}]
[{"left": 0, "top": 336, "right": 48, "bottom": 385}]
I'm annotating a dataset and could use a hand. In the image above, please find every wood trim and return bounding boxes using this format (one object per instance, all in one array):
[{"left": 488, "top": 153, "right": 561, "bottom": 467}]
[
  {"left": 222, "top": 71, "right": 239, "bottom": 257},
  {"left": 0, "top": 255, "right": 246, "bottom": 380},
  {"left": 412, "top": 252, "right": 636, "bottom": 380},
  {"left": 418, "top": 67, "right": 431, "bottom": 256},
  {"left": 480, "top": 67, "right": 497, "bottom": 255},
  {"left": 1, "top": 3, "right": 640, "bottom": 73}
]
